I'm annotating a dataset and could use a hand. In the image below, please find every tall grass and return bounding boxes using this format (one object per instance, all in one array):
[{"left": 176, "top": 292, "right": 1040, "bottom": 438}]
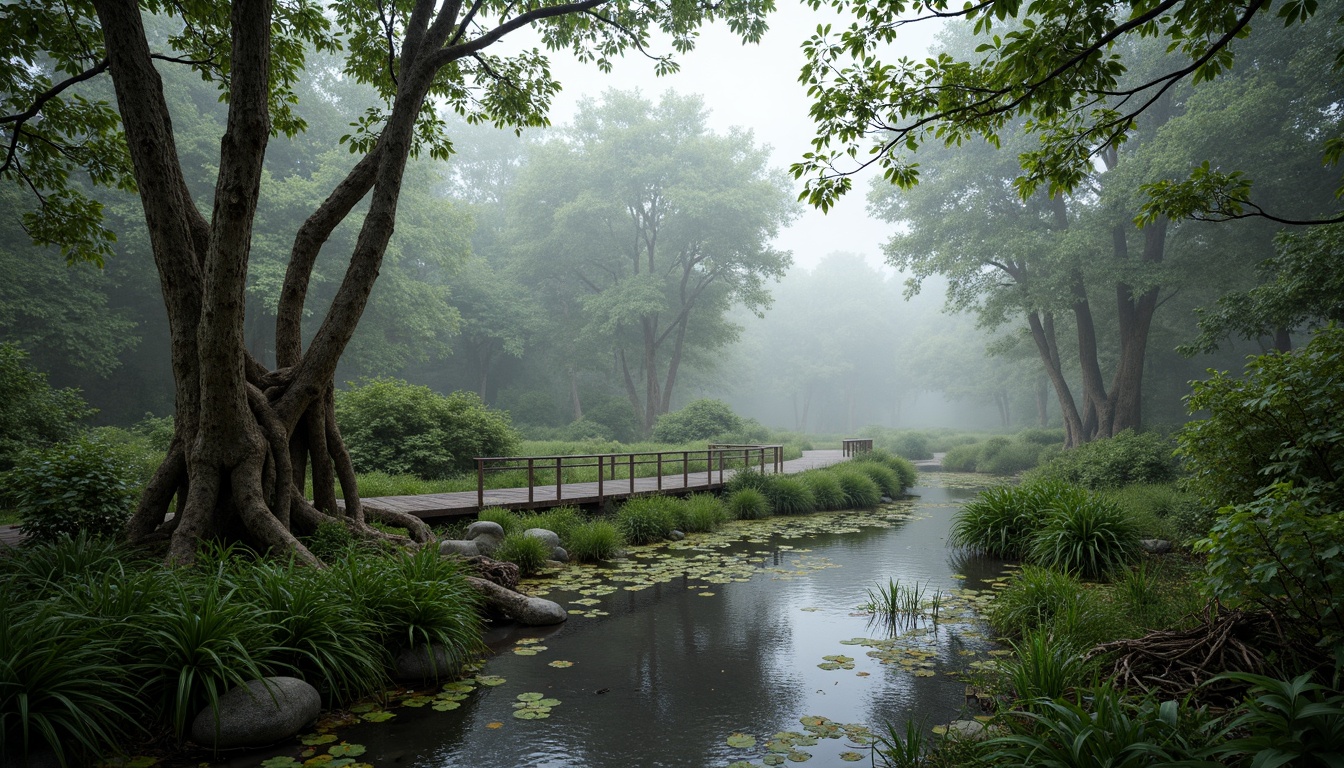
[
  {"left": 566, "top": 520, "right": 623, "bottom": 562},
  {"left": 999, "top": 629, "right": 1095, "bottom": 701},
  {"left": 493, "top": 533, "right": 551, "bottom": 575},
  {"left": 1031, "top": 490, "right": 1141, "bottom": 579},
  {"left": 726, "top": 488, "right": 770, "bottom": 520},
  {"left": 800, "top": 471, "right": 847, "bottom": 510},
  {"left": 762, "top": 475, "right": 817, "bottom": 514},
  {"left": 949, "top": 484, "right": 1052, "bottom": 558},
  {"left": 617, "top": 496, "right": 677, "bottom": 544},
  {"left": 833, "top": 469, "right": 882, "bottom": 508},
  {"left": 679, "top": 494, "right": 729, "bottom": 532}
]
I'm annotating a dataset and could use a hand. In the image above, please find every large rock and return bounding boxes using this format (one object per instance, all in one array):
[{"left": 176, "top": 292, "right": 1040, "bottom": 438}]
[
  {"left": 465, "top": 576, "right": 568, "bottom": 626},
  {"left": 523, "top": 528, "right": 561, "bottom": 549},
  {"left": 465, "top": 555, "right": 521, "bottom": 590},
  {"left": 393, "top": 644, "right": 462, "bottom": 681},
  {"left": 439, "top": 539, "right": 480, "bottom": 557},
  {"left": 550, "top": 546, "right": 570, "bottom": 563},
  {"left": 466, "top": 520, "right": 506, "bottom": 556},
  {"left": 1140, "top": 539, "right": 1173, "bottom": 554},
  {"left": 191, "top": 677, "right": 320, "bottom": 750},
  {"left": 943, "top": 719, "right": 996, "bottom": 742}
]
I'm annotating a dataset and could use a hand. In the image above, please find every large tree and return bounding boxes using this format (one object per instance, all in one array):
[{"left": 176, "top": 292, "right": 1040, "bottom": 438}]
[
  {"left": 503, "top": 91, "right": 796, "bottom": 433},
  {"left": 0, "top": 0, "right": 773, "bottom": 563}
]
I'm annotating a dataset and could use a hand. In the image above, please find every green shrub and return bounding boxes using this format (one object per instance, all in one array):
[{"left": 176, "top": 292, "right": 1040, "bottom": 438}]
[
  {"left": 833, "top": 469, "right": 882, "bottom": 508},
  {"left": 949, "top": 482, "right": 1058, "bottom": 559},
  {"left": 1102, "top": 483, "right": 1191, "bottom": 541},
  {"left": 0, "top": 595, "right": 140, "bottom": 764},
  {"left": 238, "top": 560, "right": 386, "bottom": 703},
  {"left": 10, "top": 433, "right": 138, "bottom": 542},
  {"left": 617, "top": 496, "right": 677, "bottom": 544},
  {"left": 941, "top": 443, "right": 981, "bottom": 472},
  {"left": 1030, "top": 488, "right": 1141, "bottom": 580},
  {"left": 651, "top": 399, "right": 742, "bottom": 443},
  {"left": 584, "top": 397, "right": 642, "bottom": 443},
  {"left": 726, "top": 488, "right": 770, "bottom": 520},
  {"left": 0, "top": 342, "right": 92, "bottom": 472},
  {"left": 1030, "top": 430, "right": 1177, "bottom": 490},
  {"left": 1206, "top": 671, "right": 1344, "bottom": 766},
  {"left": 336, "top": 378, "right": 520, "bottom": 479},
  {"left": 800, "top": 471, "right": 847, "bottom": 510},
  {"left": 850, "top": 460, "right": 903, "bottom": 497},
  {"left": 999, "top": 628, "right": 1095, "bottom": 701},
  {"left": 131, "top": 412, "right": 176, "bottom": 452},
  {"left": 988, "top": 566, "right": 1090, "bottom": 639},
  {"left": 1017, "top": 428, "right": 1066, "bottom": 446},
  {"left": 762, "top": 475, "right": 817, "bottom": 515},
  {"left": 887, "top": 432, "right": 932, "bottom": 460},
  {"left": 477, "top": 507, "right": 523, "bottom": 535},
  {"left": 982, "top": 442, "right": 1044, "bottom": 476},
  {"left": 300, "top": 519, "right": 360, "bottom": 562},
  {"left": 558, "top": 418, "right": 614, "bottom": 442},
  {"left": 680, "top": 494, "right": 728, "bottom": 532},
  {"left": 493, "top": 533, "right": 551, "bottom": 575},
  {"left": 725, "top": 468, "right": 772, "bottom": 494},
  {"left": 566, "top": 520, "right": 622, "bottom": 562}
]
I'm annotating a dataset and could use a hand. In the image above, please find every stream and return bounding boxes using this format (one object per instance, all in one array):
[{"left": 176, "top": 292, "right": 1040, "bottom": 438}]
[{"left": 223, "top": 472, "right": 1008, "bottom": 768}]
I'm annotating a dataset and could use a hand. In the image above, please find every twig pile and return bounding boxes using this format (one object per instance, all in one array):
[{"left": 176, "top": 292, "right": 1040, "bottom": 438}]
[{"left": 1085, "top": 606, "right": 1274, "bottom": 705}]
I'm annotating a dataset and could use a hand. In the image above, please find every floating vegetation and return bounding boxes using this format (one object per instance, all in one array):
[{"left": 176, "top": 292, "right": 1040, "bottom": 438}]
[
  {"left": 512, "top": 692, "right": 562, "bottom": 719},
  {"left": 548, "top": 660, "right": 574, "bottom": 668}
]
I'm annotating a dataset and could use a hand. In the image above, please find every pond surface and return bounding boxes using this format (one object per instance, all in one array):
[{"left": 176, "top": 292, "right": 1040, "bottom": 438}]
[{"left": 226, "top": 473, "right": 1008, "bottom": 768}]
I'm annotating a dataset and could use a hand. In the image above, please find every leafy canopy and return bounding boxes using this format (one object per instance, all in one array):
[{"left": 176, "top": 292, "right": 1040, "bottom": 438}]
[{"left": 794, "top": 0, "right": 1343, "bottom": 222}]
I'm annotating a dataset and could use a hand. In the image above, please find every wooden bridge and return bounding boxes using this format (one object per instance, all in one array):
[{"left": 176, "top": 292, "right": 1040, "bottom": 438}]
[{"left": 351, "top": 446, "right": 854, "bottom": 522}]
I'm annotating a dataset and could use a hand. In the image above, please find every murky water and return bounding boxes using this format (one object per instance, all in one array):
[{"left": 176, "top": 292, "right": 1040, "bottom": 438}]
[{"left": 224, "top": 473, "right": 1006, "bottom": 768}]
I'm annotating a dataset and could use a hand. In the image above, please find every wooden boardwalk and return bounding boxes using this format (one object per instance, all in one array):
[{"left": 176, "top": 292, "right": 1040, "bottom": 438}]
[{"left": 345, "top": 449, "right": 853, "bottom": 521}]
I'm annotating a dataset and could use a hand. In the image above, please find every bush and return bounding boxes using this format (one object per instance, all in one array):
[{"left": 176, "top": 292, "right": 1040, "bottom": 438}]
[
  {"left": 1017, "top": 428, "right": 1066, "bottom": 446},
  {"left": 800, "top": 471, "right": 846, "bottom": 511},
  {"left": 0, "top": 342, "right": 92, "bottom": 472},
  {"left": 988, "top": 565, "right": 1090, "bottom": 639},
  {"left": 762, "top": 475, "right": 817, "bottom": 515},
  {"left": 558, "top": 418, "right": 614, "bottom": 442},
  {"left": 652, "top": 399, "right": 742, "bottom": 443},
  {"left": 585, "top": 397, "right": 642, "bottom": 443},
  {"left": 833, "top": 469, "right": 882, "bottom": 509},
  {"left": 130, "top": 413, "right": 176, "bottom": 452},
  {"left": 566, "top": 520, "right": 622, "bottom": 562},
  {"left": 679, "top": 494, "right": 729, "bottom": 532},
  {"left": 1030, "top": 488, "right": 1141, "bottom": 580},
  {"left": 1030, "top": 430, "right": 1177, "bottom": 490},
  {"left": 851, "top": 460, "right": 903, "bottom": 498},
  {"left": 941, "top": 443, "right": 981, "bottom": 472},
  {"left": 851, "top": 449, "right": 917, "bottom": 492},
  {"left": 982, "top": 442, "right": 1044, "bottom": 476},
  {"left": 726, "top": 488, "right": 770, "bottom": 520},
  {"left": 336, "top": 379, "right": 520, "bottom": 479},
  {"left": 10, "top": 434, "right": 138, "bottom": 542},
  {"left": 887, "top": 432, "right": 933, "bottom": 460},
  {"left": 949, "top": 482, "right": 1056, "bottom": 559},
  {"left": 725, "top": 468, "right": 772, "bottom": 495},
  {"left": 493, "top": 533, "right": 551, "bottom": 575},
  {"left": 617, "top": 496, "right": 677, "bottom": 544}
]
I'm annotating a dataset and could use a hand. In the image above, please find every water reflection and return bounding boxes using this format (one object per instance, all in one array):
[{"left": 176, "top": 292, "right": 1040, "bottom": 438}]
[{"left": 220, "top": 473, "right": 1004, "bottom": 768}]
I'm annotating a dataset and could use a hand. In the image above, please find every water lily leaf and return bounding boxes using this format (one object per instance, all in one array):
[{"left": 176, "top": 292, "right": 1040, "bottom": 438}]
[
  {"left": 261, "top": 759, "right": 303, "bottom": 768},
  {"left": 535, "top": 698, "right": 562, "bottom": 707},
  {"left": 328, "top": 744, "right": 365, "bottom": 758},
  {"left": 516, "top": 637, "right": 543, "bottom": 645},
  {"left": 548, "top": 660, "right": 574, "bottom": 668},
  {"left": 437, "top": 692, "right": 469, "bottom": 702},
  {"left": 431, "top": 700, "right": 461, "bottom": 711},
  {"left": 476, "top": 675, "right": 507, "bottom": 686},
  {"left": 347, "top": 703, "right": 376, "bottom": 714},
  {"left": 839, "top": 752, "right": 864, "bottom": 762},
  {"left": 799, "top": 607, "right": 820, "bottom": 612},
  {"left": 360, "top": 711, "right": 394, "bottom": 723},
  {"left": 793, "top": 736, "right": 818, "bottom": 747},
  {"left": 799, "top": 716, "right": 827, "bottom": 727},
  {"left": 727, "top": 762, "right": 757, "bottom": 768},
  {"left": 817, "top": 662, "right": 841, "bottom": 671},
  {"left": 301, "top": 734, "right": 337, "bottom": 746},
  {"left": 442, "top": 681, "right": 476, "bottom": 693},
  {"left": 698, "top": 592, "right": 716, "bottom": 597},
  {"left": 786, "top": 751, "right": 811, "bottom": 762},
  {"left": 855, "top": 671, "right": 870, "bottom": 677},
  {"left": 763, "top": 756, "right": 785, "bottom": 766},
  {"left": 766, "top": 740, "right": 792, "bottom": 753},
  {"left": 726, "top": 733, "right": 756, "bottom": 749},
  {"left": 513, "top": 648, "right": 539, "bottom": 656},
  {"left": 931, "top": 725, "right": 948, "bottom": 735},
  {"left": 303, "top": 757, "right": 334, "bottom": 766},
  {"left": 913, "top": 670, "right": 936, "bottom": 677},
  {"left": 513, "top": 708, "right": 550, "bottom": 719},
  {"left": 486, "top": 722, "right": 504, "bottom": 729},
  {"left": 516, "top": 692, "right": 544, "bottom": 702},
  {"left": 400, "top": 696, "right": 432, "bottom": 707}
]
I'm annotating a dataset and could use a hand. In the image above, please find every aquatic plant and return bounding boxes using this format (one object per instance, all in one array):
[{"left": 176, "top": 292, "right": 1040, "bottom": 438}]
[
  {"left": 986, "top": 565, "right": 1089, "bottom": 639},
  {"left": 493, "top": 532, "right": 551, "bottom": 575},
  {"left": 999, "top": 629, "right": 1094, "bottom": 702},
  {"left": 833, "top": 469, "right": 882, "bottom": 508},
  {"left": 616, "top": 496, "right": 677, "bottom": 544},
  {"left": 851, "top": 460, "right": 903, "bottom": 497},
  {"left": 726, "top": 487, "right": 770, "bottom": 520},
  {"left": 801, "top": 471, "right": 847, "bottom": 510},
  {"left": 762, "top": 475, "right": 817, "bottom": 515},
  {"left": 874, "top": 717, "right": 928, "bottom": 768},
  {"left": 948, "top": 483, "right": 1053, "bottom": 558},
  {"left": 679, "top": 493, "right": 729, "bottom": 532},
  {"left": 1031, "top": 490, "right": 1140, "bottom": 579},
  {"left": 941, "top": 443, "right": 981, "bottom": 472},
  {"left": 565, "top": 520, "right": 623, "bottom": 562},
  {"left": 725, "top": 468, "right": 772, "bottom": 494}
]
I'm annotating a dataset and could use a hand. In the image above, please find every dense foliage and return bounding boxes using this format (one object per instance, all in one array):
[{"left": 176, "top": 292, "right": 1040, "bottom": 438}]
[
  {"left": 0, "top": 343, "right": 92, "bottom": 472},
  {"left": 9, "top": 434, "right": 139, "bottom": 542},
  {"left": 336, "top": 379, "right": 520, "bottom": 479},
  {"left": 1030, "top": 431, "right": 1178, "bottom": 490},
  {"left": 652, "top": 399, "right": 744, "bottom": 444}
]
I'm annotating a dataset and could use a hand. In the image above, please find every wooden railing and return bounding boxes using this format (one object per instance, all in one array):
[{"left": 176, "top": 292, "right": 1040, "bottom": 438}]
[
  {"left": 842, "top": 438, "right": 874, "bottom": 457},
  {"left": 474, "top": 444, "right": 785, "bottom": 509}
]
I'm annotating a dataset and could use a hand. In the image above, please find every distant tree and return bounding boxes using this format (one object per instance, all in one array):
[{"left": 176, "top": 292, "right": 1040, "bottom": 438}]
[
  {"left": 0, "top": 0, "right": 774, "bottom": 563},
  {"left": 505, "top": 91, "right": 797, "bottom": 434}
]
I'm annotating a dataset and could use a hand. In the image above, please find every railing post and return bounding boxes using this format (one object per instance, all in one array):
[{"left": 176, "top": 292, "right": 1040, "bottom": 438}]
[
  {"left": 597, "top": 454, "right": 604, "bottom": 504},
  {"left": 707, "top": 449, "right": 713, "bottom": 487},
  {"left": 477, "top": 458, "right": 484, "bottom": 509},
  {"left": 556, "top": 456, "right": 562, "bottom": 501},
  {"left": 657, "top": 452, "right": 663, "bottom": 491},
  {"left": 683, "top": 451, "right": 688, "bottom": 489},
  {"left": 527, "top": 458, "right": 535, "bottom": 504},
  {"left": 629, "top": 453, "right": 635, "bottom": 494}
]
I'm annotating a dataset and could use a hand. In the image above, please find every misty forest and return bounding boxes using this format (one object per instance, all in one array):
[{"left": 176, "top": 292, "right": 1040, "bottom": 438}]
[{"left": 3, "top": 0, "right": 1344, "bottom": 765}]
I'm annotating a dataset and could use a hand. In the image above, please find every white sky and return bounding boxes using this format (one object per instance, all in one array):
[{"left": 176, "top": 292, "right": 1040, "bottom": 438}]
[{"left": 515, "top": 0, "right": 943, "bottom": 271}]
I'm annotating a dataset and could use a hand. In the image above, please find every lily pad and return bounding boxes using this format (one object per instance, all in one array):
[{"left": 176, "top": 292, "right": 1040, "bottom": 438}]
[
  {"left": 839, "top": 752, "right": 864, "bottom": 762},
  {"left": 548, "top": 660, "right": 574, "bottom": 668},
  {"left": 513, "top": 708, "right": 550, "bottom": 720},
  {"left": 476, "top": 675, "right": 507, "bottom": 686},
  {"left": 360, "top": 711, "right": 394, "bottom": 723},
  {"left": 261, "top": 759, "right": 303, "bottom": 768},
  {"left": 726, "top": 733, "right": 757, "bottom": 749},
  {"left": 763, "top": 756, "right": 785, "bottom": 766},
  {"left": 400, "top": 696, "right": 432, "bottom": 707},
  {"left": 328, "top": 744, "right": 366, "bottom": 758},
  {"left": 786, "top": 751, "right": 811, "bottom": 762},
  {"left": 486, "top": 721, "right": 504, "bottom": 729},
  {"left": 516, "top": 692, "right": 544, "bottom": 702},
  {"left": 431, "top": 700, "right": 461, "bottom": 711},
  {"left": 301, "top": 734, "right": 338, "bottom": 746}
]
